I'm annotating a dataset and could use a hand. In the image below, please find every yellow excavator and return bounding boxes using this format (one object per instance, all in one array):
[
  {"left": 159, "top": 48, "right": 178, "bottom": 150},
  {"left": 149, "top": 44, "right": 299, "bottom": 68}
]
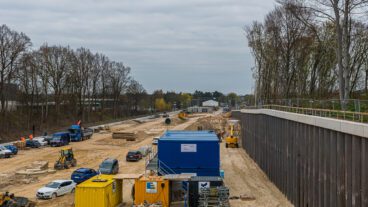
[
  {"left": 225, "top": 120, "right": 240, "bottom": 148},
  {"left": 54, "top": 147, "right": 77, "bottom": 170},
  {"left": 0, "top": 192, "right": 35, "bottom": 207}
]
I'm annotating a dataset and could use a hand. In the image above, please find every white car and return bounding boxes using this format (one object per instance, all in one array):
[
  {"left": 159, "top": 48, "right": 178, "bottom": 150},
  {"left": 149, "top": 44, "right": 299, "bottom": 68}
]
[
  {"left": 33, "top": 137, "right": 48, "bottom": 146},
  {"left": 36, "top": 180, "right": 76, "bottom": 199},
  {"left": 0, "top": 146, "right": 12, "bottom": 158}
]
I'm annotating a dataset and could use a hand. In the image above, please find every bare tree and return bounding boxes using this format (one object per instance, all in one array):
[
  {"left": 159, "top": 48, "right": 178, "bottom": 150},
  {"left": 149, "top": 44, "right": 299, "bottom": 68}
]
[
  {"left": 39, "top": 44, "right": 74, "bottom": 123},
  {"left": 0, "top": 24, "right": 31, "bottom": 113},
  {"left": 290, "top": 0, "right": 368, "bottom": 104},
  {"left": 73, "top": 47, "right": 94, "bottom": 120},
  {"left": 109, "top": 62, "right": 131, "bottom": 117},
  {"left": 16, "top": 52, "right": 40, "bottom": 129},
  {"left": 0, "top": 24, "right": 147, "bottom": 142},
  {"left": 127, "top": 79, "right": 147, "bottom": 114}
]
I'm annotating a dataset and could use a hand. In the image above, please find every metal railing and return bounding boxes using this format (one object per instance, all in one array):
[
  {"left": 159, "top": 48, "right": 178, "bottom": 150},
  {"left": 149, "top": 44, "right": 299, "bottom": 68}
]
[
  {"left": 145, "top": 147, "right": 157, "bottom": 167},
  {"left": 158, "top": 160, "right": 176, "bottom": 175},
  {"left": 260, "top": 105, "right": 368, "bottom": 123}
]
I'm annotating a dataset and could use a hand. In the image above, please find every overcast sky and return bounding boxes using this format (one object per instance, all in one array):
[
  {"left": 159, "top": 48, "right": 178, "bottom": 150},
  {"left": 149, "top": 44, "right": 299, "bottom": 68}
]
[{"left": 1, "top": 0, "right": 276, "bottom": 94}]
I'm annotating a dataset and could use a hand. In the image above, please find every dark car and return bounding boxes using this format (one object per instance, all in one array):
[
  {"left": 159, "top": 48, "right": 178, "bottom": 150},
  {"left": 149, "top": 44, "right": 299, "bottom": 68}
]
[
  {"left": 71, "top": 168, "right": 98, "bottom": 184},
  {"left": 50, "top": 132, "right": 70, "bottom": 147},
  {"left": 4, "top": 145, "right": 18, "bottom": 155},
  {"left": 26, "top": 140, "right": 41, "bottom": 148},
  {"left": 98, "top": 158, "right": 119, "bottom": 174},
  {"left": 126, "top": 150, "right": 143, "bottom": 162}
]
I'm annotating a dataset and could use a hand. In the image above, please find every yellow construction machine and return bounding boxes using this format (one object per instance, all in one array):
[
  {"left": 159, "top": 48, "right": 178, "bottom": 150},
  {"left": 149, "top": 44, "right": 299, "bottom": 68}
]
[
  {"left": 225, "top": 120, "right": 240, "bottom": 148},
  {"left": 54, "top": 147, "right": 77, "bottom": 170},
  {"left": 0, "top": 192, "right": 35, "bottom": 207},
  {"left": 178, "top": 110, "right": 188, "bottom": 120}
]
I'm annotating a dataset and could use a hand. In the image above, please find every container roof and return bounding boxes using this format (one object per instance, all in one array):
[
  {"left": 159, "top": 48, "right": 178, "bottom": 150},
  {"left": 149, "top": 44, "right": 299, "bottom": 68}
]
[
  {"left": 77, "top": 174, "right": 115, "bottom": 188},
  {"left": 160, "top": 130, "right": 218, "bottom": 141}
]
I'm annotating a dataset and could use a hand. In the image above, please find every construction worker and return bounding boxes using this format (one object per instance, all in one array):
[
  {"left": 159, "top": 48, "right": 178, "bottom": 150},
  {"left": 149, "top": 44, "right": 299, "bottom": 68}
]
[
  {"left": 29, "top": 134, "right": 33, "bottom": 140},
  {"left": 20, "top": 137, "right": 25, "bottom": 142}
]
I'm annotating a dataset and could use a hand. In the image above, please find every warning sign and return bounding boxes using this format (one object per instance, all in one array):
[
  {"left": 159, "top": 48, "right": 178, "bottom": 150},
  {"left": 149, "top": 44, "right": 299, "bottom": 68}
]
[{"left": 146, "top": 182, "right": 158, "bottom": 193}]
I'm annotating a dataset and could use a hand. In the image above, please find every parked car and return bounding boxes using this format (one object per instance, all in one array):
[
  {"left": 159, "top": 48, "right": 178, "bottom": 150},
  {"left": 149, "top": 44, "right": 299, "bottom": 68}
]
[
  {"left": 98, "top": 158, "right": 119, "bottom": 174},
  {"left": 71, "top": 168, "right": 98, "bottom": 184},
  {"left": 126, "top": 150, "right": 143, "bottom": 162},
  {"left": 43, "top": 135, "right": 53, "bottom": 145},
  {"left": 3, "top": 145, "right": 18, "bottom": 155},
  {"left": 36, "top": 180, "right": 76, "bottom": 199},
  {"left": 33, "top": 137, "right": 48, "bottom": 146},
  {"left": 152, "top": 136, "right": 160, "bottom": 145},
  {"left": 26, "top": 140, "right": 41, "bottom": 148},
  {"left": 138, "top": 146, "right": 152, "bottom": 157},
  {"left": 50, "top": 132, "right": 70, "bottom": 147},
  {"left": 0, "top": 146, "right": 12, "bottom": 158}
]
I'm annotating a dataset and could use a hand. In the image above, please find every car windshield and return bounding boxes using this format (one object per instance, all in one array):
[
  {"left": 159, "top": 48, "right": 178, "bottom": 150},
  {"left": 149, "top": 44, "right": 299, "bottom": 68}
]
[
  {"left": 100, "top": 162, "right": 112, "bottom": 169},
  {"left": 52, "top": 136, "right": 61, "bottom": 140},
  {"left": 76, "top": 168, "right": 89, "bottom": 173},
  {"left": 128, "top": 151, "right": 137, "bottom": 155},
  {"left": 46, "top": 182, "right": 60, "bottom": 188},
  {"left": 68, "top": 129, "right": 77, "bottom": 134}
]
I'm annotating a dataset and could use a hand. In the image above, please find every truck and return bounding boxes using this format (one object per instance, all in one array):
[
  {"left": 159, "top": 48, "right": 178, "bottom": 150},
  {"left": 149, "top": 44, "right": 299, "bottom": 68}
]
[
  {"left": 50, "top": 132, "right": 71, "bottom": 147},
  {"left": 68, "top": 125, "right": 94, "bottom": 142}
]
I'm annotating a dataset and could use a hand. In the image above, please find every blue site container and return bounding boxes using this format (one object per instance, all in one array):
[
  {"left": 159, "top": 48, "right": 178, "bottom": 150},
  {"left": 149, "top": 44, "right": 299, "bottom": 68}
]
[{"left": 158, "top": 130, "right": 220, "bottom": 176}]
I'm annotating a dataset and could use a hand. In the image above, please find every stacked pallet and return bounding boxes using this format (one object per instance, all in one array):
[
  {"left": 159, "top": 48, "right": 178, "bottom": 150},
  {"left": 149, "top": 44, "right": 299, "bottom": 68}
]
[
  {"left": 112, "top": 132, "right": 137, "bottom": 141},
  {"left": 14, "top": 141, "right": 26, "bottom": 150},
  {"left": 198, "top": 186, "right": 230, "bottom": 207}
]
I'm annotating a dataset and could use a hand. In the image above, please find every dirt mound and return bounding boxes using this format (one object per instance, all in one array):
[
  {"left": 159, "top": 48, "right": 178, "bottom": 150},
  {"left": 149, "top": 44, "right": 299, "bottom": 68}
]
[
  {"left": 0, "top": 173, "right": 40, "bottom": 190},
  {"left": 185, "top": 116, "right": 227, "bottom": 132},
  {"left": 95, "top": 130, "right": 154, "bottom": 147}
]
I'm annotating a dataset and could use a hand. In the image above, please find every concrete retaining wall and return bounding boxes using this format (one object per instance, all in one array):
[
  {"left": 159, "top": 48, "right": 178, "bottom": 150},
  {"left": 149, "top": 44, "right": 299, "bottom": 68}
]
[{"left": 232, "top": 109, "right": 368, "bottom": 207}]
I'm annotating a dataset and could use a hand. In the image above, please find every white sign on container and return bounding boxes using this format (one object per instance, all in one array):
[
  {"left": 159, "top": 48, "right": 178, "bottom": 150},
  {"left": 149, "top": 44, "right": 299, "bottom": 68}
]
[
  {"left": 181, "top": 144, "right": 197, "bottom": 152},
  {"left": 146, "top": 181, "right": 157, "bottom": 193},
  {"left": 198, "top": 182, "right": 210, "bottom": 193}
]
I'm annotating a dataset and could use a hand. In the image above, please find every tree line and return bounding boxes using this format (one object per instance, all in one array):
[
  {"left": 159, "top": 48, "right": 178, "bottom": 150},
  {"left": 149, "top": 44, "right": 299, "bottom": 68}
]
[
  {"left": 246, "top": 0, "right": 368, "bottom": 106},
  {"left": 0, "top": 24, "right": 147, "bottom": 140},
  {"left": 0, "top": 24, "right": 241, "bottom": 141}
]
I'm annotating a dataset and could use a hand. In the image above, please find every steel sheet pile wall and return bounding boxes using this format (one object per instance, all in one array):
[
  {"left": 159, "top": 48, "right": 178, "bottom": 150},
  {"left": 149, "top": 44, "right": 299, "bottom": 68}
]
[{"left": 233, "top": 111, "right": 368, "bottom": 207}]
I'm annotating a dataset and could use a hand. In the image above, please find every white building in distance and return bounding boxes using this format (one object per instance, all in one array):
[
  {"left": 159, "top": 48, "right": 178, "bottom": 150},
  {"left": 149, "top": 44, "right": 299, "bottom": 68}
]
[{"left": 202, "top": 100, "right": 219, "bottom": 107}]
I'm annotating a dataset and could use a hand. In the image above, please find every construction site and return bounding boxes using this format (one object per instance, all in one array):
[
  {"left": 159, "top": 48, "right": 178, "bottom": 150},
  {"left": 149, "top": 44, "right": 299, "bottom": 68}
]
[{"left": 0, "top": 111, "right": 292, "bottom": 207}]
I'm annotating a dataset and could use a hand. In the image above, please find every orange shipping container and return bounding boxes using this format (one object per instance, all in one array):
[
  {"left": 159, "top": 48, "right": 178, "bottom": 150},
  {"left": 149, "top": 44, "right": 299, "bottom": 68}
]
[{"left": 134, "top": 176, "right": 170, "bottom": 207}]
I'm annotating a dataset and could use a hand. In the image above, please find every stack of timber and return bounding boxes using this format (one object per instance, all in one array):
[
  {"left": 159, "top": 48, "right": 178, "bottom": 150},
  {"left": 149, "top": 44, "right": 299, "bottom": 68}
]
[{"left": 112, "top": 132, "right": 137, "bottom": 141}]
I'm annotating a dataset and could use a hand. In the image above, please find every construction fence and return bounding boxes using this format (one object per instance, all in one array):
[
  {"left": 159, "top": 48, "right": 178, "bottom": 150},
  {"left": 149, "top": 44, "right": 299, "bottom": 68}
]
[{"left": 232, "top": 110, "right": 368, "bottom": 207}]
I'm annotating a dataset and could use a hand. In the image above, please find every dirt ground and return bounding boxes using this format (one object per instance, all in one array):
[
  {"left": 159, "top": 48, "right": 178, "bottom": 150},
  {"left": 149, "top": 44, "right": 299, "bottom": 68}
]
[{"left": 0, "top": 113, "right": 292, "bottom": 207}]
